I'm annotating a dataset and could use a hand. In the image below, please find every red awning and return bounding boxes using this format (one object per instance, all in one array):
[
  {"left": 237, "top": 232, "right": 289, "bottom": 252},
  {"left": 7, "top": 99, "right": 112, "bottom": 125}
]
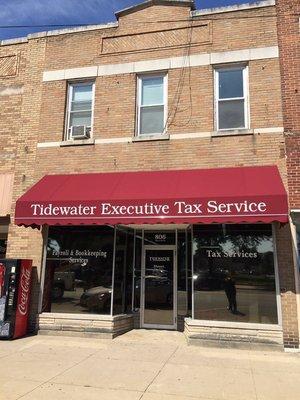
[{"left": 15, "top": 166, "right": 288, "bottom": 227}]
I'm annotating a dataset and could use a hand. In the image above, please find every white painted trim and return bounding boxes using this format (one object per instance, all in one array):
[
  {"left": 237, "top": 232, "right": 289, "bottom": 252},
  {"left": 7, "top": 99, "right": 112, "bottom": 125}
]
[
  {"left": 136, "top": 72, "right": 168, "bottom": 137},
  {"left": 36, "top": 127, "right": 284, "bottom": 148},
  {"left": 65, "top": 81, "right": 95, "bottom": 141},
  {"left": 192, "top": 0, "right": 275, "bottom": 17},
  {"left": 214, "top": 64, "right": 249, "bottom": 131},
  {"left": 42, "top": 46, "right": 279, "bottom": 82}
]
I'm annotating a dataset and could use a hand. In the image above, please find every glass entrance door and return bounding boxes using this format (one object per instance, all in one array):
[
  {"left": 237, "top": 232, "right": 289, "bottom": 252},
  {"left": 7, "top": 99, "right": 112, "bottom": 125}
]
[{"left": 141, "top": 247, "right": 176, "bottom": 329}]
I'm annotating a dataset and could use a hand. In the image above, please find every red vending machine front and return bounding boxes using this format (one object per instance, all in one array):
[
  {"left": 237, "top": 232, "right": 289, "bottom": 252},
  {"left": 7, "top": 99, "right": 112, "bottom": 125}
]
[{"left": 0, "top": 259, "right": 33, "bottom": 339}]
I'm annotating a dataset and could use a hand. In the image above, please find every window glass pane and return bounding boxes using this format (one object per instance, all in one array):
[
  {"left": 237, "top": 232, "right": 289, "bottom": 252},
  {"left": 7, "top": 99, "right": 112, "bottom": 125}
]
[
  {"left": 71, "top": 100, "right": 92, "bottom": 112},
  {"left": 140, "top": 105, "right": 164, "bottom": 135},
  {"left": 219, "top": 69, "right": 244, "bottom": 99},
  {"left": 70, "top": 111, "right": 92, "bottom": 127},
  {"left": 72, "top": 84, "right": 93, "bottom": 102},
  {"left": 141, "top": 77, "right": 164, "bottom": 106},
  {"left": 218, "top": 99, "right": 245, "bottom": 129},
  {"left": 43, "top": 226, "right": 114, "bottom": 315},
  {"left": 193, "top": 224, "right": 278, "bottom": 324}
]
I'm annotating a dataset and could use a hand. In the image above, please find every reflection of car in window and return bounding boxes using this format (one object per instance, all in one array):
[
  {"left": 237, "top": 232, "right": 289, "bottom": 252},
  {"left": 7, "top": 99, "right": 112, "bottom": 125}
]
[
  {"left": 80, "top": 286, "right": 112, "bottom": 312},
  {"left": 52, "top": 271, "right": 75, "bottom": 300}
]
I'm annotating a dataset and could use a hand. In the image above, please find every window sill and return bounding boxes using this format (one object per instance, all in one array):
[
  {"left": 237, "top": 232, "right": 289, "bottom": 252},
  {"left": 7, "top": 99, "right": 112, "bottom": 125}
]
[
  {"left": 212, "top": 129, "right": 253, "bottom": 137},
  {"left": 132, "top": 134, "right": 170, "bottom": 142},
  {"left": 60, "top": 138, "right": 95, "bottom": 147}
]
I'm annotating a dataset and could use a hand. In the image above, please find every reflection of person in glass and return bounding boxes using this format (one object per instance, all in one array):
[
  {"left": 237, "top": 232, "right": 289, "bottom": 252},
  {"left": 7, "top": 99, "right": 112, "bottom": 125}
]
[{"left": 224, "top": 272, "right": 237, "bottom": 314}]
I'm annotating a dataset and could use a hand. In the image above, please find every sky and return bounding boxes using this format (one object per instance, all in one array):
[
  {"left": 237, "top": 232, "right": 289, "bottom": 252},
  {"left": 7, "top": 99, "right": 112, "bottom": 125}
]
[{"left": 0, "top": 0, "right": 261, "bottom": 40}]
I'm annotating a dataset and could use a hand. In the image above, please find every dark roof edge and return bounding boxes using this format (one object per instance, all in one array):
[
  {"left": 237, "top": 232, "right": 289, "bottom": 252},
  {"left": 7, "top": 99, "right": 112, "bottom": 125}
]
[{"left": 115, "top": 0, "right": 196, "bottom": 19}]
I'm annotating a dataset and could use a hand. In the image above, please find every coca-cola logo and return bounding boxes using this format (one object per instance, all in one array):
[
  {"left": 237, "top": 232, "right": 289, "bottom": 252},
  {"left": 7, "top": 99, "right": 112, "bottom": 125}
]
[{"left": 18, "top": 267, "right": 31, "bottom": 316}]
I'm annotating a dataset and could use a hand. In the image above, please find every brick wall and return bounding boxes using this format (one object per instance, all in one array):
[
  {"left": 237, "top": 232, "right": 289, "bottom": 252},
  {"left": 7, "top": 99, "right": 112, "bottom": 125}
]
[
  {"left": 275, "top": 223, "right": 299, "bottom": 347},
  {"left": 276, "top": 0, "right": 300, "bottom": 347},
  {"left": 0, "top": 43, "right": 27, "bottom": 175},
  {"left": 276, "top": 0, "right": 300, "bottom": 208}
]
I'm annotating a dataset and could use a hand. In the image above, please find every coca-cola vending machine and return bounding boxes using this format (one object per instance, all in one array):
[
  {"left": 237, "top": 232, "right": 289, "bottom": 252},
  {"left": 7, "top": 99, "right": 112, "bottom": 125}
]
[{"left": 0, "top": 259, "right": 32, "bottom": 339}]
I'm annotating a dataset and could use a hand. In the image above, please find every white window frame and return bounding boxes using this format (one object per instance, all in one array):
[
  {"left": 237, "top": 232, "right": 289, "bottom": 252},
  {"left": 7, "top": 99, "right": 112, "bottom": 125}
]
[
  {"left": 65, "top": 80, "right": 95, "bottom": 141},
  {"left": 136, "top": 73, "right": 168, "bottom": 137},
  {"left": 214, "top": 65, "right": 249, "bottom": 132}
]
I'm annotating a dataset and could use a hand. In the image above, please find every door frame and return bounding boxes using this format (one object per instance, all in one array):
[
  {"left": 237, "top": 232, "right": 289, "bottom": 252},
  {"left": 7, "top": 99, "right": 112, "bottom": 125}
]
[{"left": 141, "top": 245, "right": 177, "bottom": 330}]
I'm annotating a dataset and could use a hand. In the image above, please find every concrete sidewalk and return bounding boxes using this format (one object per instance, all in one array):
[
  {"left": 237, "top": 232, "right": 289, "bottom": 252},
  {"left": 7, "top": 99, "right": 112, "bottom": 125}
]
[{"left": 0, "top": 330, "right": 299, "bottom": 400}]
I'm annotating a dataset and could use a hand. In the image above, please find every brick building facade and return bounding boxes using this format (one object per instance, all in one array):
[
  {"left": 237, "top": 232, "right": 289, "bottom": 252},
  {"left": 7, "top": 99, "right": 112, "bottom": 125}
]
[
  {"left": 0, "top": 0, "right": 299, "bottom": 348},
  {"left": 276, "top": 0, "right": 300, "bottom": 348}
]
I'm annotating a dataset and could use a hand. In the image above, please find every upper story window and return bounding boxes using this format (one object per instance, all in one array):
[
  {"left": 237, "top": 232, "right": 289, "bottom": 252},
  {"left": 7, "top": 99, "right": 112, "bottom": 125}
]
[
  {"left": 65, "top": 81, "right": 95, "bottom": 141},
  {"left": 215, "top": 66, "right": 249, "bottom": 131},
  {"left": 137, "top": 74, "right": 167, "bottom": 136}
]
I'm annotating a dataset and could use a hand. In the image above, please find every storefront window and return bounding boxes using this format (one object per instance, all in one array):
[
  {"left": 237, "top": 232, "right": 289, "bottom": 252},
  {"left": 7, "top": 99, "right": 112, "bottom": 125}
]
[
  {"left": 43, "top": 226, "right": 114, "bottom": 315},
  {"left": 113, "top": 227, "right": 134, "bottom": 315},
  {"left": 193, "top": 224, "right": 278, "bottom": 324}
]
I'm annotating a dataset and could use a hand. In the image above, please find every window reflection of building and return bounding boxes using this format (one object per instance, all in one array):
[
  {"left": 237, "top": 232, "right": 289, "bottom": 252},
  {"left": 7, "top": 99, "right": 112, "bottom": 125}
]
[{"left": 193, "top": 224, "right": 278, "bottom": 324}]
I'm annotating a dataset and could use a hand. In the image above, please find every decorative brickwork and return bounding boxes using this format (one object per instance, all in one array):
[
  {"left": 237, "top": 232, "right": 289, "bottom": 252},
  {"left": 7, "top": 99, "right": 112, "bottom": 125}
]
[{"left": 0, "top": 54, "right": 18, "bottom": 77}]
